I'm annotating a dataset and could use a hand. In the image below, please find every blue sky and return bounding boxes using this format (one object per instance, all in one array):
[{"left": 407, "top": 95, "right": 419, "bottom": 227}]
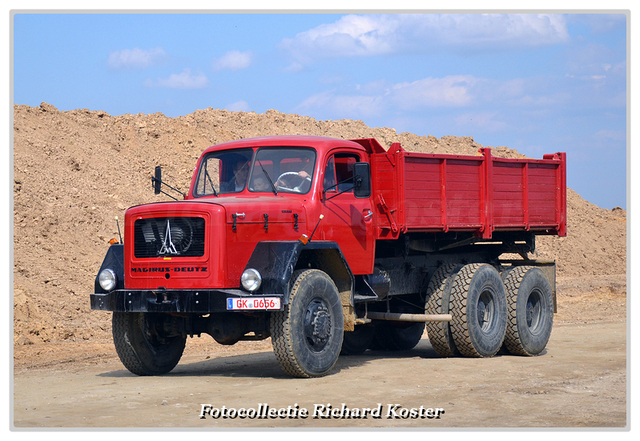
[{"left": 12, "top": 11, "right": 628, "bottom": 209}]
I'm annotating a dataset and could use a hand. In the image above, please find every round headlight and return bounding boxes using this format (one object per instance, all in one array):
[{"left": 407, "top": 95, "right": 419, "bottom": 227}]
[
  {"left": 99, "top": 268, "right": 117, "bottom": 292},
  {"left": 241, "top": 268, "right": 262, "bottom": 292}
]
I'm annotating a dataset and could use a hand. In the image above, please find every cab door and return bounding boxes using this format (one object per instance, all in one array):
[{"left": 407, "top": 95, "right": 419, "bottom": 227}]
[{"left": 319, "top": 150, "right": 375, "bottom": 275}]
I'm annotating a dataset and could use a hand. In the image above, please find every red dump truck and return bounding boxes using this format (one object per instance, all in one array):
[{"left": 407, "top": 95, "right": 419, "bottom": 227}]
[{"left": 91, "top": 135, "right": 567, "bottom": 378}]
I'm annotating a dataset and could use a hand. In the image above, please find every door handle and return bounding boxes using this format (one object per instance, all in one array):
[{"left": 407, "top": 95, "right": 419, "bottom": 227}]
[{"left": 363, "top": 209, "right": 373, "bottom": 220}]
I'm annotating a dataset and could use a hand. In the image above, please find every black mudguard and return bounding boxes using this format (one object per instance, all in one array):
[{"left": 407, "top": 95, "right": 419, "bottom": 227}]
[
  {"left": 94, "top": 244, "right": 125, "bottom": 293},
  {"left": 243, "top": 241, "right": 354, "bottom": 305}
]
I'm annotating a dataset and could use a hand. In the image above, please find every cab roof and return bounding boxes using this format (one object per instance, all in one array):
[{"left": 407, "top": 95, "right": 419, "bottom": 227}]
[{"left": 199, "top": 135, "right": 370, "bottom": 157}]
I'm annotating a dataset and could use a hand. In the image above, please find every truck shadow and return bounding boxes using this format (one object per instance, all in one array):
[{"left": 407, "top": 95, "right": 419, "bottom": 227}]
[{"left": 98, "top": 339, "right": 445, "bottom": 379}]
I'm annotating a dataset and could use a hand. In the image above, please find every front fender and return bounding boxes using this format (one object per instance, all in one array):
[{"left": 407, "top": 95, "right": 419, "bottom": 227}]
[
  {"left": 243, "top": 241, "right": 354, "bottom": 305},
  {"left": 94, "top": 244, "right": 125, "bottom": 293}
]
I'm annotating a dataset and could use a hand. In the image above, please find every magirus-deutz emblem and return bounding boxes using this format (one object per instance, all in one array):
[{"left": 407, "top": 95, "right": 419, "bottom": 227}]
[{"left": 159, "top": 219, "right": 179, "bottom": 255}]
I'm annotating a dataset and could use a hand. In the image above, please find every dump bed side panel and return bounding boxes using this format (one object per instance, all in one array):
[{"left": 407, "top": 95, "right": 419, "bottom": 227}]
[
  {"left": 490, "top": 152, "right": 566, "bottom": 237},
  {"left": 404, "top": 155, "right": 484, "bottom": 231},
  {"left": 370, "top": 146, "right": 567, "bottom": 240}
]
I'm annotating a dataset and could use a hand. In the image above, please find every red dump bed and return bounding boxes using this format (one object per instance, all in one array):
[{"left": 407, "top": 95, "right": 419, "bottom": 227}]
[{"left": 365, "top": 142, "right": 566, "bottom": 240}]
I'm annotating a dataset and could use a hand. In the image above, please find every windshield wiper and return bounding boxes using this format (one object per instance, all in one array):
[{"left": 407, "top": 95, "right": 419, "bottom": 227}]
[
  {"left": 257, "top": 159, "right": 278, "bottom": 196},
  {"left": 205, "top": 169, "right": 218, "bottom": 196}
]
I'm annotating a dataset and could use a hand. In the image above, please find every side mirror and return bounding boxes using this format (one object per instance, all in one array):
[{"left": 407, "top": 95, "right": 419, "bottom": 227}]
[
  {"left": 353, "top": 162, "right": 371, "bottom": 198},
  {"left": 153, "top": 166, "right": 162, "bottom": 195}
]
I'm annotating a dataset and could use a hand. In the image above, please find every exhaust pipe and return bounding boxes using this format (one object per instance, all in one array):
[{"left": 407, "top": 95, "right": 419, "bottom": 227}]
[{"left": 366, "top": 312, "right": 452, "bottom": 322}]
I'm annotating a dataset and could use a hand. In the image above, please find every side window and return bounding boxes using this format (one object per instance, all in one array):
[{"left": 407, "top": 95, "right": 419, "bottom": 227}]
[
  {"left": 323, "top": 157, "right": 336, "bottom": 192},
  {"left": 324, "top": 153, "right": 359, "bottom": 194}
]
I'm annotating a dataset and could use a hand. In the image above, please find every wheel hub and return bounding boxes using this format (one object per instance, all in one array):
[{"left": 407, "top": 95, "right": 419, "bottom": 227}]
[
  {"left": 526, "top": 290, "right": 542, "bottom": 331},
  {"left": 477, "top": 290, "right": 495, "bottom": 332},
  {"left": 304, "top": 299, "right": 332, "bottom": 351}
]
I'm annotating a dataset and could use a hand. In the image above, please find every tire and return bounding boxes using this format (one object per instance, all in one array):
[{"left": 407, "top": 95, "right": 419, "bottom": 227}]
[
  {"left": 112, "top": 312, "right": 186, "bottom": 376},
  {"left": 368, "top": 323, "right": 387, "bottom": 350},
  {"left": 370, "top": 321, "right": 425, "bottom": 351},
  {"left": 449, "top": 264, "right": 507, "bottom": 357},
  {"left": 340, "top": 324, "right": 374, "bottom": 355},
  {"left": 270, "top": 270, "right": 344, "bottom": 377},
  {"left": 424, "top": 263, "right": 463, "bottom": 357},
  {"left": 502, "top": 266, "right": 554, "bottom": 356}
]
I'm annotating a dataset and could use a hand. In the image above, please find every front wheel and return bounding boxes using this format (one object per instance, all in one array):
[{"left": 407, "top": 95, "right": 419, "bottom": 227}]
[
  {"left": 270, "top": 270, "right": 344, "bottom": 377},
  {"left": 112, "top": 312, "right": 186, "bottom": 376}
]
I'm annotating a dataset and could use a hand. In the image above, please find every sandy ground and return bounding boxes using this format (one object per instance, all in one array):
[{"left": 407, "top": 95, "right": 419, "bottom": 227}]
[
  {"left": 12, "top": 275, "right": 628, "bottom": 429},
  {"left": 12, "top": 321, "right": 626, "bottom": 429}
]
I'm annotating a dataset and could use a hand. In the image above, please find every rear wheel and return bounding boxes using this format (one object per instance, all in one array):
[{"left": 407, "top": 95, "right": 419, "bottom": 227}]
[
  {"left": 425, "top": 264, "right": 463, "bottom": 357},
  {"left": 270, "top": 270, "right": 344, "bottom": 377},
  {"left": 112, "top": 312, "right": 186, "bottom": 376},
  {"left": 449, "top": 264, "right": 507, "bottom": 357},
  {"left": 370, "top": 321, "right": 425, "bottom": 351},
  {"left": 340, "top": 324, "right": 374, "bottom": 355},
  {"left": 501, "top": 266, "right": 554, "bottom": 356}
]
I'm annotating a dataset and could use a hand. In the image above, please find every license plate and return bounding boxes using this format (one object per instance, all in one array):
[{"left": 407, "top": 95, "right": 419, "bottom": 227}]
[{"left": 227, "top": 297, "right": 281, "bottom": 310}]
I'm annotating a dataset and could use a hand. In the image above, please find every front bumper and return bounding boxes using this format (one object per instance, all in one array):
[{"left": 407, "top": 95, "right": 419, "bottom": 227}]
[{"left": 90, "top": 289, "right": 284, "bottom": 313}]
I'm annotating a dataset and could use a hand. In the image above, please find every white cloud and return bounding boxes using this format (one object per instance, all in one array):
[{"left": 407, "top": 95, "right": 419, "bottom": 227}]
[
  {"left": 297, "top": 73, "right": 581, "bottom": 125},
  {"left": 299, "top": 75, "right": 481, "bottom": 119},
  {"left": 299, "top": 90, "right": 385, "bottom": 118},
  {"left": 594, "top": 129, "right": 625, "bottom": 142},
  {"left": 570, "top": 13, "right": 626, "bottom": 34},
  {"left": 455, "top": 111, "right": 508, "bottom": 132},
  {"left": 511, "top": 92, "right": 571, "bottom": 107},
  {"left": 281, "top": 14, "right": 570, "bottom": 64},
  {"left": 283, "top": 61, "right": 304, "bottom": 73},
  {"left": 226, "top": 101, "right": 251, "bottom": 112},
  {"left": 401, "top": 14, "right": 569, "bottom": 48},
  {"left": 563, "top": 42, "right": 621, "bottom": 77},
  {"left": 390, "top": 76, "right": 479, "bottom": 109},
  {"left": 318, "top": 72, "right": 348, "bottom": 86},
  {"left": 281, "top": 14, "right": 399, "bottom": 63},
  {"left": 212, "top": 50, "right": 254, "bottom": 71},
  {"left": 108, "top": 47, "right": 167, "bottom": 70},
  {"left": 145, "top": 69, "right": 208, "bottom": 89}
]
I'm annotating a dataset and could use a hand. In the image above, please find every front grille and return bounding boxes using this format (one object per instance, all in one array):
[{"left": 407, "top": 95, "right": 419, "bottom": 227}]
[{"left": 134, "top": 217, "right": 205, "bottom": 258}]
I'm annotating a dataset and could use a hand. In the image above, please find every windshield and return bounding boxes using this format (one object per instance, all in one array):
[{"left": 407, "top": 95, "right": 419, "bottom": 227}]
[
  {"left": 193, "top": 147, "right": 316, "bottom": 197},
  {"left": 249, "top": 148, "right": 316, "bottom": 194}
]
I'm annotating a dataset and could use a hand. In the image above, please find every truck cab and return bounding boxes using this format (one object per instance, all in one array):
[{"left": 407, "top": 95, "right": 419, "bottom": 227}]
[{"left": 92, "top": 136, "right": 376, "bottom": 378}]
